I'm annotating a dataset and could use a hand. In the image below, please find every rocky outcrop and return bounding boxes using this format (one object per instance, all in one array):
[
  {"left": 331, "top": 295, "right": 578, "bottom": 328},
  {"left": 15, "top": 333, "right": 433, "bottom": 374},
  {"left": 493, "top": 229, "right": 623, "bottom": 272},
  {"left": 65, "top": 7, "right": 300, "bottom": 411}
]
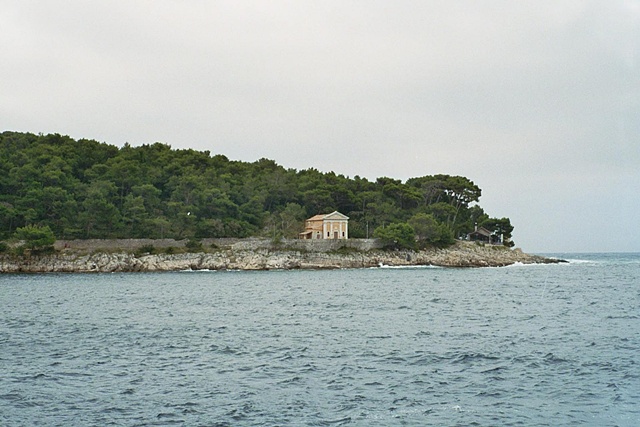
[{"left": 0, "top": 241, "right": 564, "bottom": 273}]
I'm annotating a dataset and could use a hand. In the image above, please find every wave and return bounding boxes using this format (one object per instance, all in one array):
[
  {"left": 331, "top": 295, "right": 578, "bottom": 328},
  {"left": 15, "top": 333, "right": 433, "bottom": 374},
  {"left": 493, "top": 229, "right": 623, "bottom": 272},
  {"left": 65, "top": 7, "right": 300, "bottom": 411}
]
[
  {"left": 376, "top": 263, "right": 443, "bottom": 269},
  {"left": 565, "top": 258, "right": 598, "bottom": 265},
  {"left": 539, "top": 253, "right": 640, "bottom": 265},
  {"left": 503, "top": 262, "right": 551, "bottom": 268}
]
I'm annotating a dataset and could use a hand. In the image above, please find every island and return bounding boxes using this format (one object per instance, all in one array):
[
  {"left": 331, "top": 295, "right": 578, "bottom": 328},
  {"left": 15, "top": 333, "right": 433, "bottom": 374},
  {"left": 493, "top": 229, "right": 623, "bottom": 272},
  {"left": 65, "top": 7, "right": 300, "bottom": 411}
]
[{"left": 0, "top": 131, "right": 564, "bottom": 272}]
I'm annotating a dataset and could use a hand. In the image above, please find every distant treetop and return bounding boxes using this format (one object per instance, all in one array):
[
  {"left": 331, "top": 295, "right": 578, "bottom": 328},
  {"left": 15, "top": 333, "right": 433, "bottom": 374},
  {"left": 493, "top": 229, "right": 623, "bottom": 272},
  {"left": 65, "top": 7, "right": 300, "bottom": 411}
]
[{"left": 0, "top": 131, "right": 513, "bottom": 246}]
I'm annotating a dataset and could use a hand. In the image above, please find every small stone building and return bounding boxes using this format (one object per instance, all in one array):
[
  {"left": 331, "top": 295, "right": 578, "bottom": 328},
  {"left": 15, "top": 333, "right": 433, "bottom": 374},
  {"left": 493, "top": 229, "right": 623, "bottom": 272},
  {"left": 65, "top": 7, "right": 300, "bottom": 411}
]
[
  {"left": 299, "top": 211, "right": 349, "bottom": 240},
  {"left": 468, "top": 226, "right": 501, "bottom": 244}
]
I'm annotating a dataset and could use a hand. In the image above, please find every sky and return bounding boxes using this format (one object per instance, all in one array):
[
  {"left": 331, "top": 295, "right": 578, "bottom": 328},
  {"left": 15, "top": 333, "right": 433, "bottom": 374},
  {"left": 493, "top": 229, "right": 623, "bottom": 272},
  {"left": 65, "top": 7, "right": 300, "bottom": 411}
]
[{"left": 1, "top": 1, "right": 638, "bottom": 253}]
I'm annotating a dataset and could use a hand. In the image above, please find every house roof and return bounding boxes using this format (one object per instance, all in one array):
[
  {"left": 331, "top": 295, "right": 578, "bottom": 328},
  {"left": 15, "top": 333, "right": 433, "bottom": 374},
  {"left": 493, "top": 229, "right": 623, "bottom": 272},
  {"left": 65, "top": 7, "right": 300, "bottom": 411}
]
[
  {"left": 306, "top": 211, "right": 349, "bottom": 221},
  {"left": 324, "top": 211, "right": 349, "bottom": 220},
  {"left": 470, "top": 227, "right": 493, "bottom": 237}
]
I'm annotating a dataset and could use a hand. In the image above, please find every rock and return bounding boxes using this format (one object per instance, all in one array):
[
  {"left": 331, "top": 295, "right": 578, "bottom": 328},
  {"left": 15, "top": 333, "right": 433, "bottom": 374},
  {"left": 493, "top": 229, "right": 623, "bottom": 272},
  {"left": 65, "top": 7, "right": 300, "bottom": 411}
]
[{"left": 0, "top": 241, "right": 565, "bottom": 273}]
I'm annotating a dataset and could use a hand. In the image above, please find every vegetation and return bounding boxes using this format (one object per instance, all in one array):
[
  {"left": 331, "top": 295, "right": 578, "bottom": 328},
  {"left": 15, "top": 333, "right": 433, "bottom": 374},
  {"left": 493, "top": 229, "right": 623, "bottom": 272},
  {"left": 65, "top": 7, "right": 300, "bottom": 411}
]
[
  {"left": 408, "top": 213, "right": 455, "bottom": 248},
  {"left": 0, "top": 131, "right": 513, "bottom": 247},
  {"left": 373, "top": 223, "right": 417, "bottom": 250},
  {"left": 13, "top": 224, "right": 56, "bottom": 254}
]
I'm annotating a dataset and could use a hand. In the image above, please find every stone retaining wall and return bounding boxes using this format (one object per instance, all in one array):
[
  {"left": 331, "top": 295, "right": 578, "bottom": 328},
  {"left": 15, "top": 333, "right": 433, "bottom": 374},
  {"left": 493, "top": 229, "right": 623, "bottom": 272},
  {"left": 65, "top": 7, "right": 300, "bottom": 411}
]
[
  {"left": 54, "top": 238, "right": 384, "bottom": 253},
  {"left": 54, "top": 238, "right": 188, "bottom": 251}
]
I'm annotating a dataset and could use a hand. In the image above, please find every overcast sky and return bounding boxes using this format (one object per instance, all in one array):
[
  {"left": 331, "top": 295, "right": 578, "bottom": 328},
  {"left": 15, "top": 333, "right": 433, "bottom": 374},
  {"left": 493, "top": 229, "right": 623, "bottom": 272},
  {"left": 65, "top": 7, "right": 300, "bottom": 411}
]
[{"left": 1, "top": 1, "right": 638, "bottom": 253}]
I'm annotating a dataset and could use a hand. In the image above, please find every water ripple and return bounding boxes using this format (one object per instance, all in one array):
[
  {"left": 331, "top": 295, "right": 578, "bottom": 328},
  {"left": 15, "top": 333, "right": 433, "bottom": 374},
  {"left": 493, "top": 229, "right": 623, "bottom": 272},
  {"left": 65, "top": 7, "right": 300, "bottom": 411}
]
[{"left": 1, "top": 255, "right": 639, "bottom": 426}]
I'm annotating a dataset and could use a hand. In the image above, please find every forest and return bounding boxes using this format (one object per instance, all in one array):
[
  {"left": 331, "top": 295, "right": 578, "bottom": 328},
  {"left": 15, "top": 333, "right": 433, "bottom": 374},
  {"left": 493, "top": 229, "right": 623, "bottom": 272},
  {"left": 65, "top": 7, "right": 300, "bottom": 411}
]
[{"left": 0, "top": 131, "right": 513, "bottom": 249}]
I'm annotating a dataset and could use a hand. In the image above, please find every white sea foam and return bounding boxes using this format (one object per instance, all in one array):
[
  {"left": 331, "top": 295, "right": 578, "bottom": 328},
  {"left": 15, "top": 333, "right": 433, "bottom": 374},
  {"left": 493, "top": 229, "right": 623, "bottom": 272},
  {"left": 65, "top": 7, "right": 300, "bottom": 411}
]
[
  {"left": 565, "top": 258, "right": 597, "bottom": 265},
  {"left": 376, "top": 263, "right": 443, "bottom": 269}
]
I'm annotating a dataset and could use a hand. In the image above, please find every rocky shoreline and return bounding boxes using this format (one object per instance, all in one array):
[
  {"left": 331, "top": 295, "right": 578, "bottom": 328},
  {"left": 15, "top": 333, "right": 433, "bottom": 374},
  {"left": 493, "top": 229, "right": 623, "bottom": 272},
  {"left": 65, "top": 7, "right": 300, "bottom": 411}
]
[{"left": 0, "top": 241, "right": 564, "bottom": 273}]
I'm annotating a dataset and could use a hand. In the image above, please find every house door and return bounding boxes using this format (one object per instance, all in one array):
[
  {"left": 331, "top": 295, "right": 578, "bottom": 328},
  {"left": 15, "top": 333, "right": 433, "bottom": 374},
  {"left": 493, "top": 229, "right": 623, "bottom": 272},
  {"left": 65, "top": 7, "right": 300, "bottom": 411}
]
[{"left": 334, "top": 231, "right": 338, "bottom": 239}]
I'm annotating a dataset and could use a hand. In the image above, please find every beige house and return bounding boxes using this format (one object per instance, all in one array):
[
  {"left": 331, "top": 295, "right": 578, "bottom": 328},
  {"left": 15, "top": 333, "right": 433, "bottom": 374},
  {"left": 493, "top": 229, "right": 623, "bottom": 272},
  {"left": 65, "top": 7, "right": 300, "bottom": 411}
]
[{"left": 299, "top": 211, "right": 349, "bottom": 240}]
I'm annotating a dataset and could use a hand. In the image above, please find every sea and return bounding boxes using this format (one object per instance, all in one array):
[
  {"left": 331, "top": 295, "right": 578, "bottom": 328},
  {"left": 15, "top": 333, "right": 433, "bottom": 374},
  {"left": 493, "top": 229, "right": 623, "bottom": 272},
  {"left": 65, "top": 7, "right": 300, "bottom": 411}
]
[{"left": 1, "top": 253, "right": 638, "bottom": 426}]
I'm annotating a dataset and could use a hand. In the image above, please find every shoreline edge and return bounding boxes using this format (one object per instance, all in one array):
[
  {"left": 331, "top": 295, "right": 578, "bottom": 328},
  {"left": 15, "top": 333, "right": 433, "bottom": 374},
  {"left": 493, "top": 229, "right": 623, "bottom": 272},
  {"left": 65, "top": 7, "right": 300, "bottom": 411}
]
[{"left": 1, "top": 240, "right": 565, "bottom": 273}]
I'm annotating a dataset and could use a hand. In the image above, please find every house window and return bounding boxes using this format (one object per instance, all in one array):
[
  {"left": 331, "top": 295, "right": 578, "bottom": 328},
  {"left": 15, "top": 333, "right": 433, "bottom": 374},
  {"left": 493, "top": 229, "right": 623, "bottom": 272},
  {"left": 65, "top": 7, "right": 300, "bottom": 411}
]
[
  {"left": 342, "top": 231, "right": 345, "bottom": 237},
  {"left": 327, "top": 231, "right": 330, "bottom": 237}
]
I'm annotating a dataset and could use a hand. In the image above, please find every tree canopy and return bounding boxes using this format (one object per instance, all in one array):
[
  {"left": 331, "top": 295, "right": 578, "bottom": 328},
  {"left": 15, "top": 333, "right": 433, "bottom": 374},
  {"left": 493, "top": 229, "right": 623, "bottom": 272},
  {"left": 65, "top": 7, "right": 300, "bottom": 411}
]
[
  {"left": 14, "top": 224, "right": 56, "bottom": 252},
  {"left": 0, "top": 131, "right": 514, "bottom": 246}
]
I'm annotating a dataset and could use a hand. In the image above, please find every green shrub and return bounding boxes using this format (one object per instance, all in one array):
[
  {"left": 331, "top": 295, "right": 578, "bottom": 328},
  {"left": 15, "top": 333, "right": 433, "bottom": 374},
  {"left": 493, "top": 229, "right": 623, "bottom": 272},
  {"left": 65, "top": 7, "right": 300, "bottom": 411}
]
[
  {"left": 185, "top": 238, "right": 203, "bottom": 252},
  {"left": 14, "top": 224, "right": 56, "bottom": 253},
  {"left": 408, "top": 213, "right": 455, "bottom": 248},
  {"left": 30, "top": 246, "right": 56, "bottom": 256},
  {"left": 11, "top": 246, "right": 26, "bottom": 256},
  {"left": 270, "top": 233, "right": 284, "bottom": 246},
  {"left": 331, "top": 245, "right": 359, "bottom": 255},
  {"left": 373, "top": 223, "right": 416, "bottom": 250},
  {"left": 136, "top": 244, "right": 156, "bottom": 256}
]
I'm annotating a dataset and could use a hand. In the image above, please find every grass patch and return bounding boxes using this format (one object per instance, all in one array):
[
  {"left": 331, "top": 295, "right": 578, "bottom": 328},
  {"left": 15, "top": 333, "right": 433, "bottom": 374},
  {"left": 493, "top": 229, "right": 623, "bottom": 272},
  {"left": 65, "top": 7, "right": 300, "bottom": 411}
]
[
  {"left": 330, "top": 245, "right": 360, "bottom": 255},
  {"left": 135, "top": 244, "right": 157, "bottom": 256},
  {"left": 185, "top": 238, "right": 203, "bottom": 252}
]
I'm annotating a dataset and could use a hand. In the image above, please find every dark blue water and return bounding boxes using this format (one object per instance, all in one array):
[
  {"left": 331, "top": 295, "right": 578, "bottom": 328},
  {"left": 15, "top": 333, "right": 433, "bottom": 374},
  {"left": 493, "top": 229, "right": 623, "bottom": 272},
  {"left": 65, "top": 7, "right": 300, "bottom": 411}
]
[{"left": 1, "top": 253, "right": 639, "bottom": 426}]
